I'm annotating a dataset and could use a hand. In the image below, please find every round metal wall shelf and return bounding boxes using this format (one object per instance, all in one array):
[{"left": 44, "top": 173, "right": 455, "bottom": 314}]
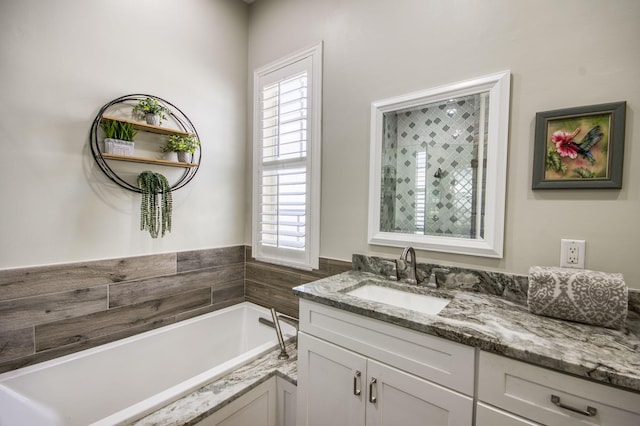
[{"left": 90, "top": 94, "right": 201, "bottom": 193}]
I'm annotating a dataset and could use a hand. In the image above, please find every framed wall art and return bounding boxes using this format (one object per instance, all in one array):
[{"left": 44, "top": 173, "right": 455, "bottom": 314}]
[{"left": 532, "top": 101, "right": 626, "bottom": 189}]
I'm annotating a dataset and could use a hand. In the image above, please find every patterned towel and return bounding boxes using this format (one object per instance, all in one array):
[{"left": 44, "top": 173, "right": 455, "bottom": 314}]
[{"left": 528, "top": 266, "right": 628, "bottom": 329}]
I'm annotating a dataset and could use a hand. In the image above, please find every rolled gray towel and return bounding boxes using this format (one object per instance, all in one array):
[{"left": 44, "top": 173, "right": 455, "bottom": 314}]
[{"left": 528, "top": 266, "right": 627, "bottom": 329}]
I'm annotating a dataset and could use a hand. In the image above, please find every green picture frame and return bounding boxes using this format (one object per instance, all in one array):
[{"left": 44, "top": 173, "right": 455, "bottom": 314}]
[{"left": 532, "top": 101, "right": 626, "bottom": 189}]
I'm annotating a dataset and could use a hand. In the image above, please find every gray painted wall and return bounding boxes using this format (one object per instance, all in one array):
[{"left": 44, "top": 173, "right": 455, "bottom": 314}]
[
  {"left": 0, "top": 0, "right": 249, "bottom": 268},
  {"left": 247, "top": 0, "right": 640, "bottom": 288}
]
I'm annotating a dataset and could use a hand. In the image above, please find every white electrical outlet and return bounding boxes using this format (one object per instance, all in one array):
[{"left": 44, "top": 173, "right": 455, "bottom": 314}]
[{"left": 560, "top": 239, "right": 585, "bottom": 269}]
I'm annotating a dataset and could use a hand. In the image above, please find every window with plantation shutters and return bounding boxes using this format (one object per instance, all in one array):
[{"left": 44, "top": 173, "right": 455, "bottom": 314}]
[{"left": 252, "top": 44, "right": 322, "bottom": 270}]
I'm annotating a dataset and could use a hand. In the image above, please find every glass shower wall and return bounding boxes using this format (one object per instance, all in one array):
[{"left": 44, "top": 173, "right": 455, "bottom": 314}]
[{"left": 380, "top": 93, "right": 488, "bottom": 238}]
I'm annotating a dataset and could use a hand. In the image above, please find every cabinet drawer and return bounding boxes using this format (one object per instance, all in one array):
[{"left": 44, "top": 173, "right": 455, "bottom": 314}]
[
  {"left": 478, "top": 351, "right": 640, "bottom": 426},
  {"left": 299, "top": 299, "right": 475, "bottom": 395},
  {"left": 476, "top": 403, "right": 541, "bottom": 426}
]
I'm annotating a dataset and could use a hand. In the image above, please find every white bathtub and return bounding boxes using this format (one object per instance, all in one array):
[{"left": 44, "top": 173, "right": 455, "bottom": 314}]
[{"left": 0, "top": 302, "right": 295, "bottom": 426}]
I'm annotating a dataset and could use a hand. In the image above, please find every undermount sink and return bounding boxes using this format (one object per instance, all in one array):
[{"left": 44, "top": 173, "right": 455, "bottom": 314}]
[{"left": 345, "top": 282, "right": 450, "bottom": 315}]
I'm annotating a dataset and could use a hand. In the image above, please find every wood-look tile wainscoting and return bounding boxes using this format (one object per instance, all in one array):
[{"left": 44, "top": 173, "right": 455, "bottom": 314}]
[
  {"left": 0, "top": 246, "right": 245, "bottom": 374},
  {"left": 244, "top": 246, "right": 352, "bottom": 318},
  {"left": 0, "top": 245, "right": 351, "bottom": 374}
]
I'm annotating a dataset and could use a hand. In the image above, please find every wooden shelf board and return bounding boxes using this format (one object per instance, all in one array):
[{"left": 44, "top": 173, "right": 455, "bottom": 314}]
[
  {"left": 101, "top": 153, "right": 198, "bottom": 168},
  {"left": 101, "top": 115, "right": 190, "bottom": 136}
]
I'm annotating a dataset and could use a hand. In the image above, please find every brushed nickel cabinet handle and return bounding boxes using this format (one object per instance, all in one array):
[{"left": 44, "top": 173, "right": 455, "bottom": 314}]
[
  {"left": 369, "top": 377, "right": 377, "bottom": 403},
  {"left": 551, "top": 395, "right": 597, "bottom": 417},
  {"left": 353, "top": 371, "right": 362, "bottom": 396}
]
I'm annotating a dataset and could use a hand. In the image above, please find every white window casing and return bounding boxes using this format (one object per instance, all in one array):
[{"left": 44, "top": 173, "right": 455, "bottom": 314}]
[{"left": 252, "top": 43, "right": 322, "bottom": 270}]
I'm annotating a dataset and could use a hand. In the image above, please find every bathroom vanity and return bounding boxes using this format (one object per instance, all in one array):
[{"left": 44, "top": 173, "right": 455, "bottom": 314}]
[
  {"left": 294, "top": 270, "right": 640, "bottom": 426},
  {"left": 297, "top": 299, "right": 474, "bottom": 425}
]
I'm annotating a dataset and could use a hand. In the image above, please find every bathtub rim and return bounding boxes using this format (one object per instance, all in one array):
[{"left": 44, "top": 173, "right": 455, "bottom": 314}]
[
  {"left": 0, "top": 302, "right": 283, "bottom": 381},
  {"left": 0, "top": 301, "right": 295, "bottom": 426}
]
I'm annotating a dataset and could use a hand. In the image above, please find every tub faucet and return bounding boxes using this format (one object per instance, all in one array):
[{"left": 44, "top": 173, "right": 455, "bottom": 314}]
[
  {"left": 400, "top": 246, "right": 418, "bottom": 285},
  {"left": 270, "top": 308, "right": 289, "bottom": 360},
  {"left": 277, "top": 314, "right": 299, "bottom": 349}
]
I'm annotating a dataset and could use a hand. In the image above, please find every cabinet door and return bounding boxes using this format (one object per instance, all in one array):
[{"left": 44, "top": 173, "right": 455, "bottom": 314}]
[
  {"left": 276, "top": 377, "right": 297, "bottom": 426},
  {"left": 297, "top": 332, "right": 367, "bottom": 426},
  {"left": 195, "top": 377, "right": 276, "bottom": 426},
  {"left": 365, "top": 359, "right": 473, "bottom": 426},
  {"left": 299, "top": 299, "right": 475, "bottom": 395}
]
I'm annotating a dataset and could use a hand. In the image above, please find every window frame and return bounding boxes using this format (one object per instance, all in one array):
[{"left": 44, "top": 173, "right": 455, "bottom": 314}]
[{"left": 252, "top": 43, "right": 323, "bottom": 270}]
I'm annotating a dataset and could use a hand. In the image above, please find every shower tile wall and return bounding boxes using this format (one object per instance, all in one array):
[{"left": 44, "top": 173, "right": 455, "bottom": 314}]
[
  {"left": 382, "top": 96, "right": 484, "bottom": 237},
  {"left": 380, "top": 113, "right": 398, "bottom": 231}
]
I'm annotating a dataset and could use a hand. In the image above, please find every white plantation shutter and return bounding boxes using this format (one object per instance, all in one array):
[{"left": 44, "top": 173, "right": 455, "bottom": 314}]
[
  {"left": 253, "top": 44, "right": 322, "bottom": 270},
  {"left": 415, "top": 151, "right": 427, "bottom": 233},
  {"left": 260, "top": 167, "right": 307, "bottom": 250}
]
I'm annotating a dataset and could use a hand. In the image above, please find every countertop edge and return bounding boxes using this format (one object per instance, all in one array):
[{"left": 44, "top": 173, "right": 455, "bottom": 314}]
[
  {"left": 132, "top": 341, "right": 298, "bottom": 426},
  {"left": 293, "top": 274, "right": 640, "bottom": 394}
]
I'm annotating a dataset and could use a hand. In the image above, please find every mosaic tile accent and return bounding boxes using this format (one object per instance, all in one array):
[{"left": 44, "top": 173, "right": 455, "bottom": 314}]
[{"left": 380, "top": 93, "right": 489, "bottom": 238}]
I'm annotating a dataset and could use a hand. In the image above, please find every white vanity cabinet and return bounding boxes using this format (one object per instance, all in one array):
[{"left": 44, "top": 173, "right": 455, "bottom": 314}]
[
  {"left": 477, "top": 351, "right": 640, "bottom": 426},
  {"left": 195, "top": 378, "right": 277, "bottom": 426},
  {"left": 194, "top": 375, "right": 296, "bottom": 426},
  {"left": 296, "top": 299, "right": 474, "bottom": 426}
]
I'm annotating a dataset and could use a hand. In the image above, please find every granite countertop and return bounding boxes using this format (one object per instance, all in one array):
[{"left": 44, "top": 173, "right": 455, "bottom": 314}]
[
  {"left": 131, "top": 341, "right": 297, "bottom": 426},
  {"left": 293, "top": 270, "right": 640, "bottom": 393}
]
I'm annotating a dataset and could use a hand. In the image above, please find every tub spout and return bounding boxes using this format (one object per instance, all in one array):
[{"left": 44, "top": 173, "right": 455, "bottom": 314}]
[{"left": 270, "top": 308, "right": 289, "bottom": 360}]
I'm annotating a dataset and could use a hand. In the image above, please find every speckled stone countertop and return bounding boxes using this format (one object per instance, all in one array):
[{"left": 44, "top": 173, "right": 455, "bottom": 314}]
[
  {"left": 293, "top": 269, "right": 640, "bottom": 393},
  {"left": 131, "top": 341, "right": 297, "bottom": 426}
]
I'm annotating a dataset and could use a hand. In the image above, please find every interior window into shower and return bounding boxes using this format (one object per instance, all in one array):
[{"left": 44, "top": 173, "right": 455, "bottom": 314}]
[{"left": 379, "top": 92, "right": 489, "bottom": 239}]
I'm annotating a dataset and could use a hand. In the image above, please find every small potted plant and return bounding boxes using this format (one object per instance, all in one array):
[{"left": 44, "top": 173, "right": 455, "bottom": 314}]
[
  {"left": 100, "top": 119, "right": 138, "bottom": 155},
  {"left": 161, "top": 133, "right": 200, "bottom": 163},
  {"left": 132, "top": 97, "right": 171, "bottom": 126}
]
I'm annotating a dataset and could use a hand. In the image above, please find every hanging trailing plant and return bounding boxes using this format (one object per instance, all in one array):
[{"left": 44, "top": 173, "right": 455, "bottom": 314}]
[{"left": 137, "top": 171, "right": 172, "bottom": 238}]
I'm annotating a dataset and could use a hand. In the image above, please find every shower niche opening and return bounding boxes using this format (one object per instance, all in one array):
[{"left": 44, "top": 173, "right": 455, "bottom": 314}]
[{"left": 369, "top": 71, "right": 510, "bottom": 258}]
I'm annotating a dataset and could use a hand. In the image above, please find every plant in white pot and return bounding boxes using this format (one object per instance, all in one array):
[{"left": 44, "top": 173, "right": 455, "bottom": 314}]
[
  {"left": 100, "top": 120, "right": 138, "bottom": 155},
  {"left": 161, "top": 133, "right": 200, "bottom": 163},
  {"left": 132, "top": 97, "right": 170, "bottom": 126}
]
